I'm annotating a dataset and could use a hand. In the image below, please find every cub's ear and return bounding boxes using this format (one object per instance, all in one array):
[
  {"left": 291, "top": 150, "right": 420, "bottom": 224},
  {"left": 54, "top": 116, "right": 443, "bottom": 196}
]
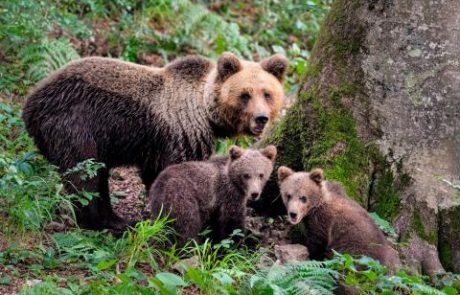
[
  {"left": 217, "top": 52, "right": 242, "bottom": 81},
  {"left": 261, "top": 145, "right": 277, "bottom": 162},
  {"left": 278, "top": 166, "right": 294, "bottom": 182},
  {"left": 229, "top": 145, "right": 243, "bottom": 160},
  {"left": 309, "top": 168, "right": 324, "bottom": 185},
  {"left": 260, "top": 54, "right": 288, "bottom": 81}
]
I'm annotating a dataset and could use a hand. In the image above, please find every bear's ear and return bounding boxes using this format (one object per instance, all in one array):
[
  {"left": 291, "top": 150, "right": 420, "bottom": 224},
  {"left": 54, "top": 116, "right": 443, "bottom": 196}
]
[
  {"left": 229, "top": 145, "right": 243, "bottom": 160},
  {"left": 261, "top": 145, "right": 277, "bottom": 162},
  {"left": 217, "top": 52, "right": 242, "bottom": 82},
  {"left": 278, "top": 166, "right": 294, "bottom": 182},
  {"left": 309, "top": 168, "right": 324, "bottom": 185},
  {"left": 260, "top": 54, "right": 288, "bottom": 82}
]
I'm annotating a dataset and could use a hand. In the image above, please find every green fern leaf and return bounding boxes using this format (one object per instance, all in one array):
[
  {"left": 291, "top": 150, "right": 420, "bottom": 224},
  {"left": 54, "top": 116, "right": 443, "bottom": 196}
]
[{"left": 20, "top": 38, "right": 80, "bottom": 83}]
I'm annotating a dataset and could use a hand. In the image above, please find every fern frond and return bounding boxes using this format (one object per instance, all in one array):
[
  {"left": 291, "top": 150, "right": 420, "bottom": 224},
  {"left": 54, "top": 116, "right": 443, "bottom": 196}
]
[
  {"left": 405, "top": 282, "right": 447, "bottom": 295},
  {"left": 20, "top": 38, "right": 80, "bottom": 83},
  {"left": 246, "top": 260, "right": 338, "bottom": 295}
]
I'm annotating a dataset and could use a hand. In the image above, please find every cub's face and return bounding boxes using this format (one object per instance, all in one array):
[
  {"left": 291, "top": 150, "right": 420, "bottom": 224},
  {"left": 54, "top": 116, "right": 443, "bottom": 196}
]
[
  {"left": 228, "top": 145, "right": 277, "bottom": 201},
  {"left": 215, "top": 52, "right": 287, "bottom": 137},
  {"left": 277, "top": 167, "right": 324, "bottom": 225}
]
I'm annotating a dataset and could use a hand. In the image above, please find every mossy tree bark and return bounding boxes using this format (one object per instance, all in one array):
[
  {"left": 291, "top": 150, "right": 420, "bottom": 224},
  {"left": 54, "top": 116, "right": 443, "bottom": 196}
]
[{"left": 259, "top": 0, "right": 460, "bottom": 275}]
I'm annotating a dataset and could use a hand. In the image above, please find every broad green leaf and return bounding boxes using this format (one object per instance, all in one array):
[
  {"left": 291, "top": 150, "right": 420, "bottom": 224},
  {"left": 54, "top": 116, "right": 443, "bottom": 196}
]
[
  {"left": 155, "top": 272, "right": 187, "bottom": 287},
  {"left": 96, "top": 259, "right": 118, "bottom": 271}
]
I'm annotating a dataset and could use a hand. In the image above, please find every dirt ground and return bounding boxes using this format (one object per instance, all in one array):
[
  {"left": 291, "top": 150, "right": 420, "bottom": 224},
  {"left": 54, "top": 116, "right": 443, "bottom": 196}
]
[{"left": 110, "top": 167, "right": 147, "bottom": 223}]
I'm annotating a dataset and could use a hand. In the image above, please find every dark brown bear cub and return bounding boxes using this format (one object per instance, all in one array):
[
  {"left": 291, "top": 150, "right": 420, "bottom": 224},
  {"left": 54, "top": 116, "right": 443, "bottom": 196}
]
[
  {"left": 277, "top": 167, "right": 401, "bottom": 270},
  {"left": 149, "top": 146, "right": 277, "bottom": 246},
  {"left": 22, "top": 52, "right": 287, "bottom": 230}
]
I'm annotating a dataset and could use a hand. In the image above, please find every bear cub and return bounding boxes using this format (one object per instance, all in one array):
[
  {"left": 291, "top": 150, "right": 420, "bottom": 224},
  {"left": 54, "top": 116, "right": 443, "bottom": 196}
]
[
  {"left": 149, "top": 145, "right": 277, "bottom": 246},
  {"left": 278, "top": 167, "right": 400, "bottom": 269}
]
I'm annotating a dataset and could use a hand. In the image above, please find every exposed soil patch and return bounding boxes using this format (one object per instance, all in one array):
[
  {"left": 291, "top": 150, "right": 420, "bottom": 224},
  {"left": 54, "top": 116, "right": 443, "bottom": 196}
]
[
  {"left": 246, "top": 208, "right": 292, "bottom": 246},
  {"left": 0, "top": 225, "right": 9, "bottom": 252},
  {"left": 110, "top": 167, "right": 146, "bottom": 223},
  {"left": 0, "top": 264, "right": 23, "bottom": 295},
  {"left": 0, "top": 262, "right": 90, "bottom": 295}
]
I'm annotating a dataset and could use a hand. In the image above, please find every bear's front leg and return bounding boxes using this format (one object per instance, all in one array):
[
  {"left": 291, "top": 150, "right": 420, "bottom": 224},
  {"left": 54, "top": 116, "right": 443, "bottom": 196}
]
[
  {"left": 63, "top": 167, "right": 127, "bottom": 233},
  {"left": 303, "top": 227, "right": 329, "bottom": 260},
  {"left": 216, "top": 203, "right": 246, "bottom": 243}
]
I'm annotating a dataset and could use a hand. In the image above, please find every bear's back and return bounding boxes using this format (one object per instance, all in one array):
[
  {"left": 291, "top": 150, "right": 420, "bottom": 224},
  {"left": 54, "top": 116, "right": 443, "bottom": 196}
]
[
  {"left": 24, "top": 56, "right": 217, "bottom": 164},
  {"left": 29, "top": 57, "right": 164, "bottom": 104},
  {"left": 323, "top": 184, "right": 390, "bottom": 259},
  {"left": 30, "top": 56, "right": 213, "bottom": 107},
  {"left": 151, "top": 159, "right": 225, "bottom": 210}
]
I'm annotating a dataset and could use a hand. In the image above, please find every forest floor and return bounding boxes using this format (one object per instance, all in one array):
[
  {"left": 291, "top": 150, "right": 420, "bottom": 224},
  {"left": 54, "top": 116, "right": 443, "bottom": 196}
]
[{"left": 0, "top": 167, "right": 293, "bottom": 295}]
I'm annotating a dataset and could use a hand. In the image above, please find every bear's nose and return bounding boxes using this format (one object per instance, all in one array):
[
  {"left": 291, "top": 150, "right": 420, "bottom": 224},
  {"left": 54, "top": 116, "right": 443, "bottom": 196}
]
[
  {"left": 289, "top": 212, "right": 297, "bottom": 219},
  {"left": 255, "top": 115, "right": 269, "bottom": 125},
  {"left": 251, "top": 192, "right": 259, "bottom": 200}
]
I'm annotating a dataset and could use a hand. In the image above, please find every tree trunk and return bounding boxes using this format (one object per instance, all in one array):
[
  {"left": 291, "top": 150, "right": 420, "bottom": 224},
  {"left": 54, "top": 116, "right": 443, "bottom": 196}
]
[{"left": 260, "top": 0, "right": 460, "bottom": 275}]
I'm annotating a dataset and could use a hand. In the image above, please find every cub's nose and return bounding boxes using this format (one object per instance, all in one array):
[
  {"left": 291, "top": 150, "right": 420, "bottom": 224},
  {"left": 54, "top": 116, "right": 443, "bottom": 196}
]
[
  {"left": 289, "top": 212, "right": 298, "bottom": 219},
  {"left": 255, "top": 115, "right": 269, "bottom": 125},
  {"left": 251, "top": 192, "right": 259, "bottom": 200}
]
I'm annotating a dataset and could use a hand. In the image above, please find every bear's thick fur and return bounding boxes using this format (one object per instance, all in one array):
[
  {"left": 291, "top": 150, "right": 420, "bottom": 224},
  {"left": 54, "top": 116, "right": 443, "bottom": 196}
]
[
  {"left": 22, "top": 53, "right": 287, "bottom": 230},
  {"left": 277, "top": 167, "right": 401, "bottom": 269},
  {"left": 149, "top": 146, "right": 277, "bottom": 246}
]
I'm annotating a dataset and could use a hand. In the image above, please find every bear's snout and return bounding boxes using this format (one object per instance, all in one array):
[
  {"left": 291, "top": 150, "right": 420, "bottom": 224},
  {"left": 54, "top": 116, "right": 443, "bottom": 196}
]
[
  {"left": 288, "top": 210, "right": 301, "bottom": 224},
  {"left": 250, "top": 114, "right": 269, "bottom": 136},
  {"left": 250, "top": 192, "right": 260, "bottom": 201},
  {"left": 255, "top": 114, "right": 269, "bottom": 125}
]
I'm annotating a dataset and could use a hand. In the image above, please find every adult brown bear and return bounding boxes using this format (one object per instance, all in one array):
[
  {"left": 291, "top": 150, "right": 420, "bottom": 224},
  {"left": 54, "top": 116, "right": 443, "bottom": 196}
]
[{"left": 22, "top": 53, "right": 287, "bottom": 231}]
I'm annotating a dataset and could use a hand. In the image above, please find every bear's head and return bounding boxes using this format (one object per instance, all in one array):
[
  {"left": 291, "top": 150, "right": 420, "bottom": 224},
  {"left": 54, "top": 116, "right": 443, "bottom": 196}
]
[
  {"left": 227, "top": 145, "right": 277, "bottom": 201},
  {"left": 277, "top": 167, "right": 325, "bottom": 225},
  {"left": 212, "top": 52, "right": 287, "bottom": 137}
]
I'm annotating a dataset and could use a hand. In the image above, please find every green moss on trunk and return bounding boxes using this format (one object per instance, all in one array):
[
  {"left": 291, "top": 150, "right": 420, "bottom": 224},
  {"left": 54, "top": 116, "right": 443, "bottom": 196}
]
[
  {"left": 305, "top": 83, "right": 369, "bottom": 204},
  {"left": 269, "top": 83, "right": 370, "bottom": 204},
  {"left": 438, "top": 205, "right": 460, "bottom": 272},
  {"left": 370, "top": 169, "right": 401, "bottom": 220},
  {"left": 368, "top": 148, "right": 410, "bottom": 221},
  {"left": 439, "top": 236, "right": 453, "bottom": 271},
  {"left": 411, "top": 209, "right": 438, "bottom": 245}
]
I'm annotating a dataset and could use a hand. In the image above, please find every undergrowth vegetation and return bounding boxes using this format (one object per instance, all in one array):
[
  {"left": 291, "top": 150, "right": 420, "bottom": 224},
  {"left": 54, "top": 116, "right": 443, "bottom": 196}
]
[
  {"left": 0, "top": 0, "right": 330, "bottom": 97},
  {"left": 0, "top": 0, "right": 458, "bottom": 294}
]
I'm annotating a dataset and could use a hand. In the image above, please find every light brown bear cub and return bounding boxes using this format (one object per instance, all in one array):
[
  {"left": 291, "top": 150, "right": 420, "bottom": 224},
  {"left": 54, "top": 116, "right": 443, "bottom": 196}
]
[
  {"left": 149, "top": 146, "right": 277, "bottom": 246},
  {"left": 278, "top": 167, "right": 400, "bottom": 269}
]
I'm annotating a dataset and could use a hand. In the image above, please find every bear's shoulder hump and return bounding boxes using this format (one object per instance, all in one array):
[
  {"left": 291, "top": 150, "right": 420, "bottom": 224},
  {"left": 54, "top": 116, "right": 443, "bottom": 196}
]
[{"left": 165, "top": 55, "right": 213, "bottom": 80}]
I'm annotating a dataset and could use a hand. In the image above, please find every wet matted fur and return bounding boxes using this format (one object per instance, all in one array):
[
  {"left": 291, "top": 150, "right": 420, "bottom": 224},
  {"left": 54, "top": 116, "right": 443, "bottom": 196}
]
[
  {"left": 278, "top": 167, "right": 401, "bottom": 270},
  {"left": 22, "top": 53, "right": 287, "bottom": 230},
  {"left": 149, "top": 146, "right": 277, "bottom": 246}
]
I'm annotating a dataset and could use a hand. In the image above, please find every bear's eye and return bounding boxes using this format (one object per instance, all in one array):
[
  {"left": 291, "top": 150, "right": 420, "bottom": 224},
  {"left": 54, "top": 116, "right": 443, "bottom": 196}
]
[
  {"left": 287, "top": 194, "right": 292, "bottom": 201},
  {"left": 264, "top": 92, "right": 272, "bottom": 100},
  {"left": 240, "top": 92, "right": 251, "bottom": 102},
  {"left": 243, "top": 174, "right": 251, "bottom": 180},
  {"left": 300, "top": 196, "right": 307, "bottom": 203},
  {"left": 259, "top": 173, "right": 264, "bottom": 179}
]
